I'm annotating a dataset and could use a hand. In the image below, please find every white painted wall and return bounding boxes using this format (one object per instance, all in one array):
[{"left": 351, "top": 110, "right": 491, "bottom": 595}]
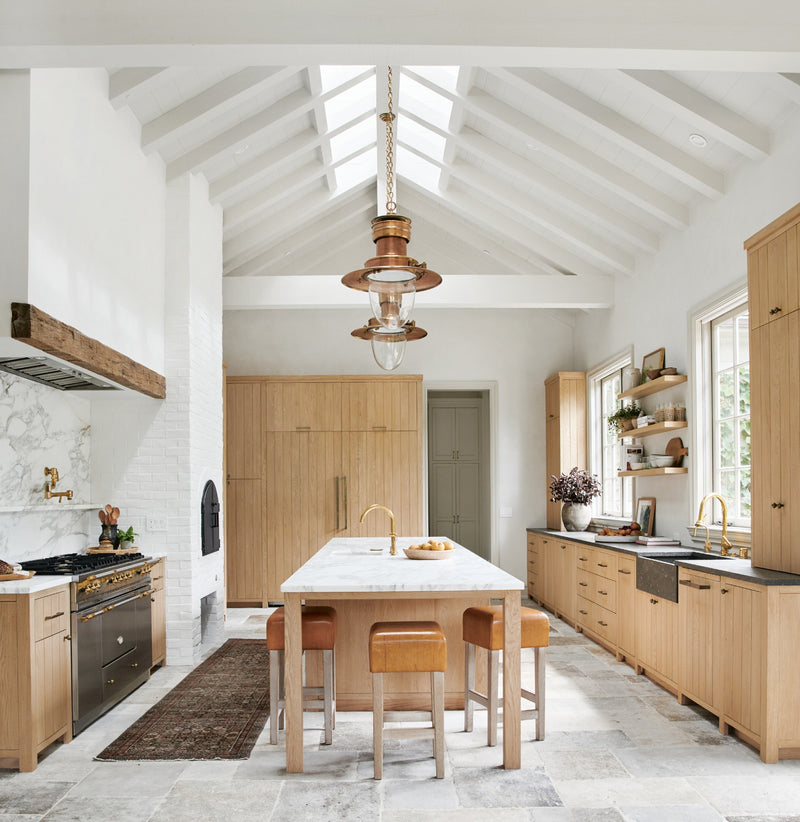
[
  {"left": 573, "top": 111, "right": 800, "bottom": 542},
  {"left": 27, "top": 68, "right": 166, "bottom": 373},
  {"left": 223, "top": 306, "right": 577, "bottom": 581}
]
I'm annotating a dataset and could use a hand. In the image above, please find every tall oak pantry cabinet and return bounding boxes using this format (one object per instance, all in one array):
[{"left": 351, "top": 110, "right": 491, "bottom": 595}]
[{"left": 225, "top": 375, "right": 423, "bottom": 604}]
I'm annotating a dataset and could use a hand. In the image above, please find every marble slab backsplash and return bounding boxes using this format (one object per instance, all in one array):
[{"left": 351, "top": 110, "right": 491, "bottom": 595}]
[{"left": 0, "top": 372, "right": 93, "bottom": 563}]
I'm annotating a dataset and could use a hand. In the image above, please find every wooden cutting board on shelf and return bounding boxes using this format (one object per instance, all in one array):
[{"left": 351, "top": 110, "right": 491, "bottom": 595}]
[{"left": 665, "top": 437, "right": 688, "bottom": 467}]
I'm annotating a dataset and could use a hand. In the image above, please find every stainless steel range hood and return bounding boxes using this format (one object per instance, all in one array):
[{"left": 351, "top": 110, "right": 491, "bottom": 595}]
[{"left": 0, "top": 354, "right": 120, "bottom": 391}]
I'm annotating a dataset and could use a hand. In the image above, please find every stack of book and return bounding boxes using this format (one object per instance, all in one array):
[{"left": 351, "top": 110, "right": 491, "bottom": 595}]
[{"left": 635, "top": 535, "right": 681, "bottom": 546}]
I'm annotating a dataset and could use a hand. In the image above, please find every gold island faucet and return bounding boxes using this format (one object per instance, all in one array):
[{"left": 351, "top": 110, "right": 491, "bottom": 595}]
[
  {"left": 44, "top": 467, "right": 73, "bottom": 503},
  {"left": 360, "top": 504, "right": 398, "bottom": 556},
  {"left": 693, "top": 493, "right": 742, "bottom": 557}
]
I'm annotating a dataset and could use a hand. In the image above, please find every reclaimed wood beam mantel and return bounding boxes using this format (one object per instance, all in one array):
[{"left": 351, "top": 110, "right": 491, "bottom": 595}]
[{"left": 11, "top": 302, "right": 166, "bottom": 399}]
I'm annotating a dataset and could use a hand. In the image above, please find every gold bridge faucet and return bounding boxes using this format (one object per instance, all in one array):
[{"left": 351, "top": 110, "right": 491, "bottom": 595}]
[
  {"left": 44, "top": 467, "right": 73, "bottom": 503},
  {"left": 693, "top": 493, "right": 741, "bottom": 557},
  {"left": 360, "top": 504, "right": 398, "bottom": 555}
]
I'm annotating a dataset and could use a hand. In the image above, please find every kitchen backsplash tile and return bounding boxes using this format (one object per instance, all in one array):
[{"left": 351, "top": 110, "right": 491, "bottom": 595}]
[{"left": 0, "top": 372, "right": 93, "bottom": 561}]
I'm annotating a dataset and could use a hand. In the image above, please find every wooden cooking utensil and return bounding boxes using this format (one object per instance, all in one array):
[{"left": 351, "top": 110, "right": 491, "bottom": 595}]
[
  {"left": 105, "top": 504, "right": 113, "bottom": 516},
  {"left": 665, "top": 437, "right": 689, "bottom": 468},
  {"left": 99, "top": 510, "right": 107, "bottom": 525},
  {"left": 111, "top": 507, "right": 120, "bottom": 524}
]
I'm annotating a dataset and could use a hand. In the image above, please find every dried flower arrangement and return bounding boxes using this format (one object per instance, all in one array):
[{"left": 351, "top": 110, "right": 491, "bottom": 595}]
[{"left": 549, "top": 467, "right": 602, "bottom": 504}]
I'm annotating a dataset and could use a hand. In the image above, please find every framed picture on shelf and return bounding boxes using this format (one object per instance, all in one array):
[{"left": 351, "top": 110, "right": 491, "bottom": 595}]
[
  {"left": 641, "top": 348, "right": 665, "bottom": 381},
  {"left": 636, "top": 497, "right": 656, "bottom": 536}
]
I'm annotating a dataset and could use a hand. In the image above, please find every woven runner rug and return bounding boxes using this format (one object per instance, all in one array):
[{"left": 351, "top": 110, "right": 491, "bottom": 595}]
[{"left": 96, "top": 638, "right": 269, "bottom": 761}]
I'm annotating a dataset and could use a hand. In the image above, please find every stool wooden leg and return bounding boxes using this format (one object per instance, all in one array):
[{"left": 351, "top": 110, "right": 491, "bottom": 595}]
[
  {"left": 487, "top": 649, "right": 499, "bottom": 747},
  {"left": 269, "top": 650, "right": 281, "bottom": 744},
  {"left": 323, "top": 649, "right": 334, "bottom": 745},
  {"left": 372, "top": 672, "right": 384, "bottom": 780},
  {"left": 432, "top": 671, "right": 445, "bottom": 779},
  {"left": 464, "top": 641, "right": 475, "bottom": 732},
  {"left": 535, "top": 647, "right": 546, "bottom": 741},
  {"left": 278, "top": 650, "right": 286, "bottom": 731},
  {"left": 332, "top": 650, "right": 337, "bottom": 730}
]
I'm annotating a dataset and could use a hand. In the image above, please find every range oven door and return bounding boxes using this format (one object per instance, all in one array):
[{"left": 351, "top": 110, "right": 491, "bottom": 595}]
[{"left": 72, "top": 585, "right": 153, "bottom": 735}]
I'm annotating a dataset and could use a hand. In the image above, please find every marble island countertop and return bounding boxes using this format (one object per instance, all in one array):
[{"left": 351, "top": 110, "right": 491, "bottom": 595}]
[
  {"left": 0, "top": 575, "right": 71, "bottom": 595},
  {"left": 528, "top": 527, "right": 800, "bottom": 586},
  {"left": 282, "top": 537, "right": 524, "bottom": 594}
]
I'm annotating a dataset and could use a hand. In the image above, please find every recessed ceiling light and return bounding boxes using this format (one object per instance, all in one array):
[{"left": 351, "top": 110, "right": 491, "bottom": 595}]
[{"left": 689, "top": 133, "right": 708, "bottom": 147}]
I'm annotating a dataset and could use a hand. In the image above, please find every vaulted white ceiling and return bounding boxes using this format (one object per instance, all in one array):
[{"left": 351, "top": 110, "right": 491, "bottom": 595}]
[{"left": 105, "top": 62, "right": 800, "bottom": 312}]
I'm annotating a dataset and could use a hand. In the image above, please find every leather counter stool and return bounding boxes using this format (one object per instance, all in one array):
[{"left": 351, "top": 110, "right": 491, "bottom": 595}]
[
  {"left": 462, "top": 605, "right": 549, "bottom": 746},
  {"left": 266, "top": 605, "right": 337, "bottom": 745},
  {"left": 369, "top": 620, "right": 447, "bottom": 779}
]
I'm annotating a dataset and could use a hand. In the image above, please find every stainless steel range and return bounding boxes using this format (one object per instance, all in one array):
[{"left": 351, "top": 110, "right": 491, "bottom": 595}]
[{"left": 20, "top": 552, "right": 156, "bottom": 735}]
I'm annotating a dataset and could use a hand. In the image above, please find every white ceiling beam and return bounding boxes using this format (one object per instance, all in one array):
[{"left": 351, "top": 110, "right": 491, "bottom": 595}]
[
  {"left": 166, "top": 66, "right": 373, "bottom": 180},
  {"left": 492, "top": 67, "right": 725, "bottom": 198},
  {"left": 223, "top": 272, "right": 614, "bottom": 311},
  {"left": 402, "top": 108, "right": 659, "bottom": 253},
  {"left": 438, "top": 66, "right": 473, "bottom": 190},
  {"left": 141, "top": 65, "right": 299, "bottom": 154},
  {"left": 619, "top": 69, "right": 771, "bottom": 159},
  {"left": 403, "top": 68, "right": 689, "bottom": 228},
  {"left": 209, "top": 111, "right": 374, "bottom": 203},
  {"left": 776, "top": 73, "right": 800, "bottom": 104},
  {"left": 107, "top": 67, "right": 168, "bottom": 108},
  {"left": 306, "top": 66, "right": 336, "bottom": 192},
  {"left": 223, "top": 179, "right": 374, "bottom": 274}
]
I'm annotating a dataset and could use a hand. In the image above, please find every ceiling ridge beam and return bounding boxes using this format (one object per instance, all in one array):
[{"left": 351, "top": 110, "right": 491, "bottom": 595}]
[
  {"left": 166, "top": 66, "right": 373, "bottom": 180},
  {"left": 618, "top": 69, "right": 771, "bottom": 159},
  {"left": 402, "top": 67, "right": 688, "bottom": 228},
  {"left": 492, "top": 67, "right": 725, "bottom": 198},
  {"left": 209, "top": 111, "right": 374, "bottom": 203},
  {"left": 108, "top": 67, "right": 168, "bottom": 108},
  {"left": 141, "top": 65, "right": 300, "bottom": 154},
  {"left": 223, "top": 178, "right": 374, "bottom": 273},
  {"left": 401, "top": 107, "right": 659, "bottom": 253}
]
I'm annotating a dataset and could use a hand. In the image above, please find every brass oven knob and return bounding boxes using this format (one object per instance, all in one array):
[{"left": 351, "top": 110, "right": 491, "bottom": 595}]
[{"left": 107, "top": 679, "right": 115, "bottom": 685}]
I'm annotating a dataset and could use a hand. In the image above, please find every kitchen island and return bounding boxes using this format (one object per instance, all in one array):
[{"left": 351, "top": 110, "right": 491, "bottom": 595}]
[{"left": 280, "top": 536, "right": 525, "bottom": 773}]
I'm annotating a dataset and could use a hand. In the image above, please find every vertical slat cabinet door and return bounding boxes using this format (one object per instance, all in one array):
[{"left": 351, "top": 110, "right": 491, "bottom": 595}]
[
  {"left": 767, "top": 230, "right": 789, "bottom": 325},
  {"left": 747, "top": 246, "right": 768, "bottom": 330},
  {"left": 635, "top": 590, "right": 654, "bottom": 670},
  {"left": 342, "top": 378, "right": 420, "bottom": 431},
  {"left": 454, "top": 405, "right": 480, "bottom": 461},
  {"left": 429, "top": 406, "right": 456, "bottom": 461},
  {"left": 785, "top": 311, "right": 800, "bottom": 574},
  {"left": 545, "top": 418, "right": 561, "bottom": 529},
  {"left": 225, "top": 381, "right": 262, "bottom": 480},
  {"left": 556, "top": 542, "right": 576, "bottom": 623},
  {"left": 616, "top": 555, "right": 636, "bottom": 659},
  {"left": 264, "top": 381, "right": 342, "bottom": 432},
  {"left": 678, "top": 570, "right": 719, "bottom": 710},
  {"left": 429, "top": 462, "right": 456, "bottom": 540},
  {"left": 226, "top": 479, "right": 265, "bottom": 604},
  {"left": 0, "top": 599, "right": 19, "bottom": 751}
]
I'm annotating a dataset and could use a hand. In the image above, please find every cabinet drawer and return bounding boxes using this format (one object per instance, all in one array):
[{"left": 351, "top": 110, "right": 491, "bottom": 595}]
[
  {"left": 576, "top": 570, "right": 617, "bottom": 612},
  {"left": 577, "top": 596, "right": 616, "bottom": 644},
  {"left": 34, "top": 589, "right": 69, "bottom": 640},
  {"left": 592, "top": 549, "right": 618, "bottom": 581},
  {"left": 576, "top": 546, "right": 595, "bottom": 572},
  {"left": 150, "top": 559, "right": 165, "bottom": 592}
]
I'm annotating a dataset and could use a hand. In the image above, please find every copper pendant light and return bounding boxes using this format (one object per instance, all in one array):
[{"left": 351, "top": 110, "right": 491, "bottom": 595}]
[{"left": 351, "top": 318, "right": 427, "bottom": 372}]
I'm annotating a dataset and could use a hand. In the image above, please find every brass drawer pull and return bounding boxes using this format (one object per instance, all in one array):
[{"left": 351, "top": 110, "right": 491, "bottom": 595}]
[
  {"left": 618, "top": 569, "right": 631, "bottom": 575},
  {"left": 372, "top": 425, "right": 387, "bottom": 430},
  {"left": 679, "top": 579, "right": 711, "bottom": 590},
  {"left": 44, "top": 611, "right": 65, "bottom": 621},
  {"left": 598, "top": 590, "right": 608, "bottom": 596},
  {"left": 769, "top": 306, "right": 782, "bottom": 315},
  {"left": 597, "top": 563, "right": 608, "bottom": 568},
  {"left": 721, "top": 588, "right": 729, "bottom": 594},
  {"left": 598, "top": 620, "right": 608, "bottom": 627},
  {"left": 579, "top": 581, "right": 588, "bottom": 587},
  {"left": 579, "top": 609, "right": 588, "bottom": 616},
  {"left": 650, "top": 598, "right": 659, "bottom": 605},
  {"left": 578, "top": 556, "right": 588, "bottom": 562},
  {"left": 295, "top": 426, "right": 311, "bottom": 430},
  {"left": 772, "top": 502, "right": 785, "bottom": 509}
]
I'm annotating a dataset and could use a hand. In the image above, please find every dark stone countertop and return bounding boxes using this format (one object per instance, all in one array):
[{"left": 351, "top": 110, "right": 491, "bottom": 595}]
[{"left": 526, "top": 527, "right": 800, "bottom": 586}]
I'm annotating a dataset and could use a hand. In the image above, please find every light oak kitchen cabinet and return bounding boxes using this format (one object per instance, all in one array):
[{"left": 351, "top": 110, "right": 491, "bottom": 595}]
[
  {"left": 544, "top": 372, "right": 586, "bottom": 530},
  {"left": 576, "top": 545, "right": 619, "bottom": 649},
  {"left": 634, "top": 589, "right": 679, "bottom": 691},
  {"left": 746, "top": 202, "right": 800, "bottom": 574},
  {"left": 149, "top": 558, "right": 166, "bottom": 669},
  {"left": 615, "top": 554, "right": 636, "bottom": 662},
  {"left": 226, "top": 375, "right": 423, "bottom": 604},
  {"left": 0, "top": 586, "right": 72, "bottom": 771}
]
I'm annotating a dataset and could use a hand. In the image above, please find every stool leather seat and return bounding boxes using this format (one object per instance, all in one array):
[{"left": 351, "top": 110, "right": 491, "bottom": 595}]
[
  {"left": 462, "top": 605, "right": 550, "bottom": 651},
  {"left": 369, "top": 621, "right": 447, "bottom": 673},
  {"left": 266, "top": 605, "right": 337, "bottom": 651}
]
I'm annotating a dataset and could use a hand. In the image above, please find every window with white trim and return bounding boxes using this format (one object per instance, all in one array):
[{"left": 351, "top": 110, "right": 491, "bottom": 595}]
[
  {"left": 588, "top": 354, "right": 634, "bottom": 520},
  {"left": 693, "top": 285, "right": 750, "bottom": 531}
]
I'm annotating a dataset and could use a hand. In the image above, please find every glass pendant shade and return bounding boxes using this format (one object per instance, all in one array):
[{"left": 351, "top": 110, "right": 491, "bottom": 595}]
[
  {"left": 370, "top": 328, "right": 407, "bottom": 371},
  {"left": 368, "top": 280, "right": 416, "bottom": 330}
]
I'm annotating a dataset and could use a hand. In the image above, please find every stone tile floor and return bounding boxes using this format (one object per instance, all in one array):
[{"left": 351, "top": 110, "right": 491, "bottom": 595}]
[{"left": 3, "top": 604, "right": 800, "bottom": 821}]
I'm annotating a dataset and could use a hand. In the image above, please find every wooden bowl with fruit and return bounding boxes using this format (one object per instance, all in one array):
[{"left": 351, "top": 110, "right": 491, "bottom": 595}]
[
  {"left": 404, "top": 539, "right": 456, "bottom": 560},
  {"left": 595, "top": 522, "right": 642, "bottom": 542}
]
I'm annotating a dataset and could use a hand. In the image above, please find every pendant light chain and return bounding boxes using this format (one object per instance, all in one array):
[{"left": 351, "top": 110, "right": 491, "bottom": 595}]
[{"left": 381, "top": 66, "right": 397, "bottom": 215}]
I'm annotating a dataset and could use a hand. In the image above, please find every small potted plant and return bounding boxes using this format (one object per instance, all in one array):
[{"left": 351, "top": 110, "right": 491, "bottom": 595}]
[
  {"left": 607, "top": 402, "right": 642, "bottom": 434},
  {"left": 549, "top": 467, "right": 602, "bottom": 531},
  {"left": 117, "top": 526, "right": 138, "bottom": 551}
]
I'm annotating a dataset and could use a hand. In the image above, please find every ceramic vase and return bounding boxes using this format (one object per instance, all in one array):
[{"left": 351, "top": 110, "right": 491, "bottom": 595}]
[{"left": 561, "top": 502, "right": 592, "bottom": 532}]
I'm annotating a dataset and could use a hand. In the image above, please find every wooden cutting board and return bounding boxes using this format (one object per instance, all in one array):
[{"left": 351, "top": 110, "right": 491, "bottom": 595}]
[
  {"left": 665, "top": 437, "right": 688, "bottom": 468},
  {"left": 0, "top": 570, "right": 35, "bottom": 581}
]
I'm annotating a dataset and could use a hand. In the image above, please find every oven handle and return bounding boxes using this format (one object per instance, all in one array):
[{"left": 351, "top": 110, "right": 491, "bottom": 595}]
[{"left": 79, "top": 588, "right": 155, "bottom": 622}]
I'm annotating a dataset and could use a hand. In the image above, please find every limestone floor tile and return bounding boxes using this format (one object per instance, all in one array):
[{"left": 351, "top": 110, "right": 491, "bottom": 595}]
[
  {"left": 355, "top": 744, "right": 452, "bottom": 781},
  {"left": 40, "top": 796, "right": 162, "bottom": 822},
  {"left": 381, "top": 777, "right": 460, "bottom": 810},
  {"left": 453, "top": 766, "right": 562, "bottom": 809},
  {"left": 540, "top": 749, "right": 629, "bottom": 781},
  {"left": 527, "top": 730, "right": 635, "bottom": 752},
  {"left": 554, "top": 776, "right": 705, "bottom": 808},
  {"left": 270, "top": 780, "right": 381, "bottom": 822},
  {"left": 0, "top": 782, "right": 73, "bottom": 815},
  {"left": 618, "top": 805, "right": 726, "bottom": 822},
  {"left": 148, "top": 779, "right": 282, "bottom": 822},
  {"left": 614, "top": 743, "right": 766, "bottom": 777},
  {"left": 383, "top": 810, "right": 528, "bottom": 822},
  {"left": 688, "top": 773, "right": 800, "bottom": 817},
  {"left": 528, "top": 808, "right": 625, "bottom": 821},
  {"left": 176, "top": 759, "right": 242, "bottom": 780},
  {"left": 234, "top": 747, "right": 359, "bottom": 781},
  {"left": 65, "top": 761, "right": 188, "bottom": 798}
]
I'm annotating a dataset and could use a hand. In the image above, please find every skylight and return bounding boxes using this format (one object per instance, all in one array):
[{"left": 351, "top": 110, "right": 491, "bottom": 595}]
[
  {"left": 329, "top": 118, "right": 375, "bottom": 163},
  {"left": 334, "top": 146, "right": 377, "bottom": 193},
  {"left": 405, "top": 66, "right": 459, "bottom": 94},
  {"left": 397, "top": 145, "right": 441, "bottom": 192},
  {"left": 319, "top": 66, "right": 372, "bottom": 94},
  {"left": 397, "top": 116, "right": 446, "bottom": 163},
  {"left": 324, "top": 75, "right": 376, "bottom": 131},
  {"left": 398, "top": 74, "right": 453, "bottom": 130}
]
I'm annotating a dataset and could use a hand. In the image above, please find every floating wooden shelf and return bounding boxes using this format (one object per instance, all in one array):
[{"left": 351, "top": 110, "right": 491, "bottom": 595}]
[
  {"left": 618, "top": 420, "right": 688, "bottom": 439},
  {"left": 618, "top": 374, "right": 688, "bottom": 400},
  {"left": 618, "top": 467, "right": 689, "bottom": 477}
]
